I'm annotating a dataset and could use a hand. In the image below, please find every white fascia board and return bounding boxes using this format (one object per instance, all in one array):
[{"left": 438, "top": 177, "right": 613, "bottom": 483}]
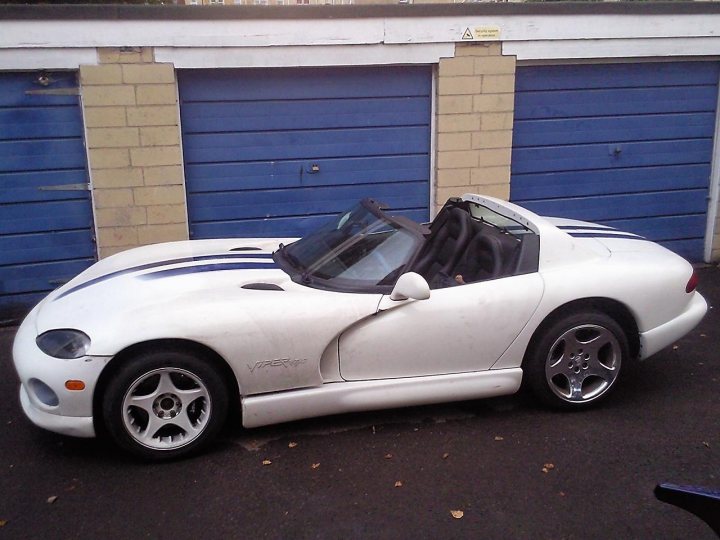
[
  {"left": 0, "top": 19, "right": 385, "bottom": 49},
  {"left": 0, "top": 48, "right": 97, "bottom": 69},
  {"left": 156, "top": 43, "right": 455, "bottom": 68},
  {"left": 505, "top": 37, "right": 720, "bottom": 62},
  {"left": 3, "top": 14, "right": 720, "bottom": 51},
  {"left": 383, "top": 14, "right": 720, "bottom": 44}
]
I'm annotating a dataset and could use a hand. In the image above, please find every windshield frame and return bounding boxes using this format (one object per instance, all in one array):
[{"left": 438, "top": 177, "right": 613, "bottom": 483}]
[{"left": 274, "top": 199, "right": 428, "bottom": 294}]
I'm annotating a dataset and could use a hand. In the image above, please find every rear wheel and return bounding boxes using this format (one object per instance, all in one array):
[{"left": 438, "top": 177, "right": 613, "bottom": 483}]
[
  {"left": 525, "top": 311, "right": 628, "bottom": 409},
  {"left": 102, "top": 349, "right": 228, "bottom": 460}
]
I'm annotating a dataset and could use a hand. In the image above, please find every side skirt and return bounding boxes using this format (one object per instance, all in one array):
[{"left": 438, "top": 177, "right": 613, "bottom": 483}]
[{"left": 241, "top": 368, "right": 523, "bottom": 428}]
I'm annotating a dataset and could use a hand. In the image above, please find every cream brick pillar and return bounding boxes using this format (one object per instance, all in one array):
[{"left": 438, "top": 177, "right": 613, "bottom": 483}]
[
  {"left": 435, "top": 43, "right": 516, "bottom": 212},
  {"left": 80, "top": 47, "right": 188, "bottom": 259}
]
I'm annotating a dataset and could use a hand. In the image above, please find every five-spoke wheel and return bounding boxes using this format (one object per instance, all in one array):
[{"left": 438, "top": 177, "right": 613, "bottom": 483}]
[
  {"left": 525, "top": 311, "right": 628, "bottom": 409},
  {"left": 102, "top": 349, "right": 228, "bottom": 460}
]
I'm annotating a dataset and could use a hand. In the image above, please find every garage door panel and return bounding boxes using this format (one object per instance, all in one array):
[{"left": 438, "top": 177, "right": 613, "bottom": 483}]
[
  {"left": 189, "top": 181, "right": 429, "bottom": 222},
  {"left": 515, "top": 62, "right": 719, "bottom": 92},
  {"left": 0, "top": 259, "right": 95, "bottom": 295},
  {"left": 513, "top": 112, "right": 716, "bottom": 147},
  {"left": 1, "top": 230, "right": 96, "bottom": 266},
  {"left": 512, "top": 61, "right": 716, "bottom": 261},
  {"left": 0, "top": 71, "right": 95, "bottom": 317},
  {"left": 181, "top": 97, "right": 430, "bottom": 134},
  {"left": 0, "top": 200, "right": 93, "bottom": 234},
  {"left": 183, "top": 126, "right": 430, "bottom": 164},
  {"left": 515, "top": 86, "right": 718, "bottom": 120},
  {"left": 180, "top": 66, "right": 431, "bottom": 239},
  {"left": 0, "top": 72, "right": 79, "bottom": 107},
  {"left": 0, "top": 107, "right": 84, "bottom": 140},
  {"left": 521, "top": 190, "right": 707, "bottom": 223},
  {"left": 512, "top": 163, "right": 711, "bottom": 200},
  {"left": 193, "top": 207, "right": 428, "bottom": 240},
  {"left": 513, "top": 139, "right": 713, "bottom": 175},
  {"left": 187, "top": 155, "right": 430, "bottom": 193},
  {"left": 0, "top": 170, "right": 89, "bottom": 204},
  {"left": 180, "top": 67, "right": 432, "bottom": 102},
  {"left": 656, "top": 238, "right": 705, "bottom": 260},
  {"left": 0, "top": 139, "right": 88, "bottom": 173},
  {"left": 603, "top": 215, "right": 707, "bottom": 242}
]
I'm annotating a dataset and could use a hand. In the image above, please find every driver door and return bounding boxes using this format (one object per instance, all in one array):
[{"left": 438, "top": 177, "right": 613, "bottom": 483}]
[{"left": 337, "top": 272, "right": 544, "bottom": 381}]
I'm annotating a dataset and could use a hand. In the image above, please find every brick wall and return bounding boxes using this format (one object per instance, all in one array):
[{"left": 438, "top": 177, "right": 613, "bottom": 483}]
[
  {"left": 80, "top": 47, "right": 188, "bottom": 258},
  {"left": 435, "top": 43, "right": 515, "bottom": 212}
]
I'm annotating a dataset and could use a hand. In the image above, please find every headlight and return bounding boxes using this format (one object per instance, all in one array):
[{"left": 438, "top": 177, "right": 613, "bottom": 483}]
[{"left": 36, "top": 330, "right": 91, "bottom": 359}]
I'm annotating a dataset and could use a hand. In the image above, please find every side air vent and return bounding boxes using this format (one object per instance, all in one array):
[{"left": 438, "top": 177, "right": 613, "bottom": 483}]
[
  {"left": 230, "top": 247, "right": 262, "bottom": 252},
  {"left": 241, "top": 283, "right": 284, "bottom": 291}
]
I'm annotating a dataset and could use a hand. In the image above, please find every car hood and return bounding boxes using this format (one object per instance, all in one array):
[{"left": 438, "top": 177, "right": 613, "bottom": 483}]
[{"left": 34, "top": 238, "right": 299, "bottom": 335}]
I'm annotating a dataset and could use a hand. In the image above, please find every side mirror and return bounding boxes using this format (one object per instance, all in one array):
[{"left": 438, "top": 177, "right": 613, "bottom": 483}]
[{"left": 390, "top": 272, "right": 431, "bottom": 301}]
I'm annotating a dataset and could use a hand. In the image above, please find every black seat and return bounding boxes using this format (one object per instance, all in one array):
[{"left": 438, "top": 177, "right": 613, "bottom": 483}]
[
  {"left": 413, "top": 207, "right": 473, "bottom": 286},
  {"left": 454, "top": 233, "right": 503, "bottom": 283}
]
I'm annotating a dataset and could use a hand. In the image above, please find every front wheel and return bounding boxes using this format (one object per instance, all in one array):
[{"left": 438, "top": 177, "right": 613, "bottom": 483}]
[
  {"left": 524, "top": 311, "right": 628, "bottom": 410},
  {"left": 101, "top": 349, "right": 228, "bottom": 460}
]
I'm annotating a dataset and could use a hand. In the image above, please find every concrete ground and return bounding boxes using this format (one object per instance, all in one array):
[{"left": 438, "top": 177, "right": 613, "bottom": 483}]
[{"left": 0, "top": 267, "right": 718, "bottom": 539}]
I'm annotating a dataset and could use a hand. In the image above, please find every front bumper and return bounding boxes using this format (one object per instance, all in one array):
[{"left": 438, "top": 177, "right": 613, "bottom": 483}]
[
  {"left": 639, "top": 292, "right": 708, "bottom": 359},
  {"left": 19, "top": 384, "right": 95, "bottom": 438},
  {"left": 13, "top": 305, "right": 109, "bottom": 438}
]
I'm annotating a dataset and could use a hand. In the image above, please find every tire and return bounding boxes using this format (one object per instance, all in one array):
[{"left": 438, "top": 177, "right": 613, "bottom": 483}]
[
  {"left": 101, "top": 349, "right": 228, "bottom": 460},
  {"left": 524, "top": 311, "right": 628, "bottom": 410}
]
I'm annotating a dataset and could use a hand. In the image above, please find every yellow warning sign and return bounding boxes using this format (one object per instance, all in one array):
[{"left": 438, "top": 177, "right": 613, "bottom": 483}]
[{"left": 460, "top": 25, "right": 501, "bottom": 41}]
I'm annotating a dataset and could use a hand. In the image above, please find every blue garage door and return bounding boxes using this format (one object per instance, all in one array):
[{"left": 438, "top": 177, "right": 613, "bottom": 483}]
[
  {"left": 0, "top": 71, "right": 95, "bottom": 321},
  {"left": 178, "top": 66, "right": 432, "bottom": 239},
  {"left": 511, "top": 62, "right": 720, "bottom": 261}
]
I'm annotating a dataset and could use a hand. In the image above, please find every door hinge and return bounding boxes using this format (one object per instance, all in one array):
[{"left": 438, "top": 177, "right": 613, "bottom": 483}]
[
  {"left": 37, "top": 183, "right": 90, "bottom": 192},
  {"left": 25, "top": 87, "right": 79, "bottom": 96}
]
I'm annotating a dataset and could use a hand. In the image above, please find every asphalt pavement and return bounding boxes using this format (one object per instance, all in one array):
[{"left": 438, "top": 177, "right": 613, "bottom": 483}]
[{"left": 0, "top": 267, "right": 719, "bottom": 539}]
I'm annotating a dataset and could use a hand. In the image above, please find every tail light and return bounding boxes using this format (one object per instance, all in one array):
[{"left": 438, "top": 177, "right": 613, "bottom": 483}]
[{"left": 686, "top": 270, "right": 699, "bottom": 293}]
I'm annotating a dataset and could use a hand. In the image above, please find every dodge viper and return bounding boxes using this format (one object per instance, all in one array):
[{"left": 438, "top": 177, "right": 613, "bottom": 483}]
[{"left": 12, "top": 194, "right": 707, "bottom": 459}]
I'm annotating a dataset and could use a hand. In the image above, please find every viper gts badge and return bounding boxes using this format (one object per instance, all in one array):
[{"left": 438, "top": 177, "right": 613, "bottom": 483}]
[{"left": 248, "top": 358, "right": 308, "bottom": 373}]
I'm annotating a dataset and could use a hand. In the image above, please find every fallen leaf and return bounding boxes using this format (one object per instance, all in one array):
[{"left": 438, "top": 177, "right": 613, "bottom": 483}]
[
  {"left": 384, "top": 453, "right": 393, "bottom": 460},
  {"left": 559, "top": 491, "right": 566, "bottom": 497},
  {"left": 262, "top": 459, "right": 272, "bottom": 466},
  {"left": 494, "top": 436, "right": 504, "bottom": 441},
  {"left": 542, "top": 463, "right": 555, "bottom": 473},
  {"left": 47, "top": 496, "right": 58, "bottom": 504},
  {"left": 394, "top": 481, "right": 403, "bottom": 488},
  {"left": 311, "top": 463, "right": 320, "bottom": 469},
  {"left": 442, "top": 453, "right": 450, "bottom": 460},
  {"left": 450, "top": 510, "right": 464, "bottom": 519},
  {"left": 0, "top": 519, "right": 7, "bottom": 527},
  {"left": 288, "top": 442, "right": 298, "bottom": 448},
  {"left": 703, "top": 441, "right": 711, "bottom": 448}
]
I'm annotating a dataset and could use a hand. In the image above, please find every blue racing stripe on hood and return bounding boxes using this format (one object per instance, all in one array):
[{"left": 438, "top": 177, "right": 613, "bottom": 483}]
[
  {"left": 140, "top": 261, "right": 278, "bottom": 279},
  {"left": 557, "top": 225, "right": 616, "bottom": 231},
  {"left": 568, "top": 232, "right": 645, "bottom": 241},
  {"left": 54, "top": 253, "right": 275, "bottom": 300}
]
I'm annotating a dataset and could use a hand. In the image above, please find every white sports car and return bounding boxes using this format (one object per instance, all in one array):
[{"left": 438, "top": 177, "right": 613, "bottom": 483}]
[{"left": 12, "top": 194, "right": 707, "bottom": 459}]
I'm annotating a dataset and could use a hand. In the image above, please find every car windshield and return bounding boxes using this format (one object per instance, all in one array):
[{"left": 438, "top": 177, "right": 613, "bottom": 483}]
[{"left": 278, "top": 199, "right": 424, "bottom": 293}]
